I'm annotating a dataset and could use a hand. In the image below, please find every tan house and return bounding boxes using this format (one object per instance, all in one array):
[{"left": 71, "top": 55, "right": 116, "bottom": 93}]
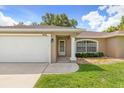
[{"left": 0, "top": 25, "right": 124, "bottom": 63}]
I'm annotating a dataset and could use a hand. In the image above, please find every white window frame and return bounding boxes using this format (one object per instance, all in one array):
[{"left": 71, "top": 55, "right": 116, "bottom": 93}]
[{"left": 76, "top": 39, "right": 99, "bottom": 53}]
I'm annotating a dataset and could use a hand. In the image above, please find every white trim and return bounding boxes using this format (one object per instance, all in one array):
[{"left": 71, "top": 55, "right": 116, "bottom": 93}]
[
  {"left": 49, "top": 36, "right": 52, "bottom": 63},
  {"left": 0, "top": 34, "right": 44, "bottom": 36},
  {"left": 76, "top": 34, "right": 124, "bottom": 38},
  {"left": 0, "top": 34, "right": 53, "bottom": 37},
  {"left": 47, "top": 34, "right": 51, "bottom": 36},
  {"left": 70, "top": 37, "right": 77, "bottom": 62},
  {"left": 76, "top": 39, "right": 99, "bottom": 53},
  {"left": 0, "top": 28, "right": 82, "bottom": 32}
]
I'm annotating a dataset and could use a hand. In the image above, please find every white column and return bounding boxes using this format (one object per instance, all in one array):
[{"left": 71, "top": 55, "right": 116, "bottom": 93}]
[{"left": 70, "top": 37, "right": 77, "bottom": 62}]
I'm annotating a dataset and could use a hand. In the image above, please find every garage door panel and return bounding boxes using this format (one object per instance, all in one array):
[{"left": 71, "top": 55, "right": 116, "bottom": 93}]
[{"left": 0, "top": 36, "right": 51, "bottom": 62}]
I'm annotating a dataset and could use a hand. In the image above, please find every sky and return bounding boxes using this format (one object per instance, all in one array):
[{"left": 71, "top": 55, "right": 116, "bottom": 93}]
[{"left": 0, "top": 5, "right": 124, "bottom": 32}]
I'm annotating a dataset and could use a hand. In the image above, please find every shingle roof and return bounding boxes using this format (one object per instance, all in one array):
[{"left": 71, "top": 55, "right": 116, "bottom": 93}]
[
  {"left": 0, "top": 25, "right": 76, "bottom": 29},
  {"left": 0, "top": 25, "right": 124, "bottom": 38},
  {"left": 77, "top": 31, "right": 124, "bottom": 38},
  {"left": 77, "top": 31, "right": 107, "bottom": 38},
  {"left": 0, "top": 25, "right": 83, "bottom": 33}
]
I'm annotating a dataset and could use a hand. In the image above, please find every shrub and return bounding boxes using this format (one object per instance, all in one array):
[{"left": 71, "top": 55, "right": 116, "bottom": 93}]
[
  {"left": 75, "top": 52, "right": 104, "bottom": 58},
  {"left": 76, "top": 53, "right": 82, "bottom": 58},
  {"left": 97, "top": 52, "right": 104, "bottom": 57}
]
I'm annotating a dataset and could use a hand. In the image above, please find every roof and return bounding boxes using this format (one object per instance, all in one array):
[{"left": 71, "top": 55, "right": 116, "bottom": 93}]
[
  {"left": 76, "top": 31, "right": 124, "bottom": 38},
  {"left": 0, "top": 25, "right": 124, "bottom": 38},
  {"left": 0, "top": 25, "right": 75, "bottom": 29},
  {"left": 0, "top": 25, "right": 83, "bottom": 33},
  {"left": 76, "top": 31, "right": 107, "bottom": 38}
]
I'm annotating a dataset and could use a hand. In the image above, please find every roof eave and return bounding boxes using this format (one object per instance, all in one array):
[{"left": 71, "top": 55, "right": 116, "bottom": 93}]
[
  {"left": 76, "top": 34, "right": 124, "bottom": 38},
  {"left": 0, "top": 28, "right": 82, "bottom": 33}
]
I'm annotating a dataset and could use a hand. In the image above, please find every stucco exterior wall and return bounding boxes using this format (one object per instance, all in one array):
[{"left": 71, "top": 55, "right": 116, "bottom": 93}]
[
  {"left": 75, "top": 36, "right": 124, "bottom": 58},
  {"left": 76, "top": 38, "right": 107, "bottom": 56},
  {"left": 106, "top": 37, "right": 119, "bottom": 57},
  {"left": 106, "top": 36, "right": 124, "bottom": 58},
  {"left": 51, "top": 34, "right": 57, "bottom": 63},
  {"left": 117, "top": 37, "right": 124, "bottom": 58},
  {"left": 66, "top": 36, "right": 71, "bottom": 57}
]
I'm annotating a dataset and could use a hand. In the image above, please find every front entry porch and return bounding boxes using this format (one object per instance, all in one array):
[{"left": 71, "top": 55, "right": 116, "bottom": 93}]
[
  {"left": 51, "top": 31, "right": 79, "bottom": 63},
  {"left": 56, "top": 35, "right": 76, "bottom": 63},
  {"left": 57, "top": 57, "right": 70, "bottom": 63}
]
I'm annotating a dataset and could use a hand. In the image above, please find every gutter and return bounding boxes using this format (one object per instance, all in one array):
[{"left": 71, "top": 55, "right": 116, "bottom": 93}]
[{"left": 76, "top": 34, "right": 124, "bottom": 39}]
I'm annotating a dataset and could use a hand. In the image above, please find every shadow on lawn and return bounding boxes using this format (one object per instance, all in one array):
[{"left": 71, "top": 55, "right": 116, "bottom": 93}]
[{"left": 77, "top": 64, "right": 105, "bottom": 72}]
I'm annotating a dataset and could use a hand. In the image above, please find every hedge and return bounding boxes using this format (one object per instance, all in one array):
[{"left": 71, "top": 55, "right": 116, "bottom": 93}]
[{"left": 76, "top": 52, "right": 104, "bottom": 58}]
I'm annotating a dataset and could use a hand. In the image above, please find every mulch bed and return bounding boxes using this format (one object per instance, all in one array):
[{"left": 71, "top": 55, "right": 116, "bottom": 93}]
[{"left": 77, "top": 57, "right": 124, "bottom": 64}]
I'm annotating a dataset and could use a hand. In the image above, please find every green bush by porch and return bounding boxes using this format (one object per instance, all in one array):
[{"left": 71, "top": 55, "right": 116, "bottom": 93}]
[{"left": 76, "top": 52, "right": 104, "bottom": 58}]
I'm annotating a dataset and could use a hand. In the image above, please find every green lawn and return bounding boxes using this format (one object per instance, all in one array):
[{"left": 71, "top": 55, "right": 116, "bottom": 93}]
[{"left": 34, "top": 62, "right": 124, "bottom": 88}]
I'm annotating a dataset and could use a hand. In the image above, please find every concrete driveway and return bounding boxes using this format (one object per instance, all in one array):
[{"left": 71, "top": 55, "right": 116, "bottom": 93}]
[
  {"left": 0, "top": 62, "right": 79, "bottom": 88},
  {"left": 0, "top": 62, "right": 48, "bottom": 88}
]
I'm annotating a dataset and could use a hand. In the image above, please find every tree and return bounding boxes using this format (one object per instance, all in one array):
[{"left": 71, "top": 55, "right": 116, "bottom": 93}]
[
  {"left": 69, "top": 19, "right": 78, "bottom": 28},
  {"left": 41, "top": 13, "right": 78, "bottom": 28},
  {"left": 118, "top": 16, "right": 124, "bottom": 30},
  {"left": 104, "top": 26, "right": 118, "bottom": 33},
  {"left": 42, "top": 13, "right": 55, "bottom": 25},
  {"left": 31, "top": 22, "right": 39, "bottom": 26},
  {"left": 120, "top": 16, "right": 124, "bottom": 25},
  {"left": 18, "top": 22, "right": 24, "bottom": 25},
  {"left": 104, "top": 16, "right": 124, "bottom": 32}
]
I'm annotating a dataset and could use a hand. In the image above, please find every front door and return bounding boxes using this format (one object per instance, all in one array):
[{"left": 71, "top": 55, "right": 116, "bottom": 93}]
[{"left": 58, "top": 40, "right": 65, "bottom": 56}]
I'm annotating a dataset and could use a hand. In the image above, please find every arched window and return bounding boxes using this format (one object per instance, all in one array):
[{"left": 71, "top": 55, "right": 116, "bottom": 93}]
[{"left": 76, "top": 39, "right": 98, "bottom": 53}]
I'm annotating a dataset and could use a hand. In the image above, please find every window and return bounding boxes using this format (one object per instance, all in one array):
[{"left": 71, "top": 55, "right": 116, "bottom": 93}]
[
  {"left": 76, "top": 40, "right": 98, "bottom": 53},
  {"left": 60, "top": 41, "right": 64, "bottom": 52},
  {"left": 77, "top": 41, "right": 86, "bottom": 52}
]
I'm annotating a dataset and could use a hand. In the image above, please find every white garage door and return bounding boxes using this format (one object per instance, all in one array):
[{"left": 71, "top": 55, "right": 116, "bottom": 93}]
[{"left": 0, "top": 35, "right": 51, "bottom": 62}]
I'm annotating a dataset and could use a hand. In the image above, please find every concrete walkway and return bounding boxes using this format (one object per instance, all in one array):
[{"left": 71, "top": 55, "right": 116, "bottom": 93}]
[
  {"left": 44, "top": 63, "right": 79, "bottom": 74},
  {"left": 0, "top": 62, "right": 79, "bottom": 88}
]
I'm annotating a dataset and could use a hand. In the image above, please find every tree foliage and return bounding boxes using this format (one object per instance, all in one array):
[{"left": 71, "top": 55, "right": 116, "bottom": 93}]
[
  {"left": 31, "top": 22, "right": 39, "bottom": 26},
  {"left": 18, "top": 22, "right": 24, "bottom": 25},
  {"left": 104, "top": 26, "right": 118, "bottom": 33},
  {"left": 41, "top": 13, "right": 78, "bottom": 28},
  {"left": 104, "top": 16, "right": 124, "bottom": 32}
]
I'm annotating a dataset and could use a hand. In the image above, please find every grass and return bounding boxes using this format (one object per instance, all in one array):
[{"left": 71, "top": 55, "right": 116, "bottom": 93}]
[{"left": 34, "top": 62, "right": 124, "bottom": 88}]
